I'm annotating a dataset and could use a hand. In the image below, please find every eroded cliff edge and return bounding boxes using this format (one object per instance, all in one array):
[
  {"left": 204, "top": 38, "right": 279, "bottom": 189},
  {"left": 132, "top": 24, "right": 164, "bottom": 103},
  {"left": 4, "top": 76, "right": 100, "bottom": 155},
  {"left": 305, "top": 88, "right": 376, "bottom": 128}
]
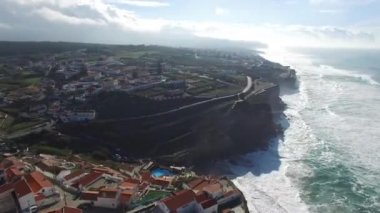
[{"left": 56, "top": 77, "right": 287, "bottom": 165}]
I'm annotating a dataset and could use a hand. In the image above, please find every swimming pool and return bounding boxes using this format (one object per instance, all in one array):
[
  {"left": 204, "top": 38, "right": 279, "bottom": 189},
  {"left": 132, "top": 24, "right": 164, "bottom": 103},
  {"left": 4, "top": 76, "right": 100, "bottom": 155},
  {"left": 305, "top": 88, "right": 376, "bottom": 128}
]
[{"left": 151, "top": 168, "right": 174, "bottom": 177}]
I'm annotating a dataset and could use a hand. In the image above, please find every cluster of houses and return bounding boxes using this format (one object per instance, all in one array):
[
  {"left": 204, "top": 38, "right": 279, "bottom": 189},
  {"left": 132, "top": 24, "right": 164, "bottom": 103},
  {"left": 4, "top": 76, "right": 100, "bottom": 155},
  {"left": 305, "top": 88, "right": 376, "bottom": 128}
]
[
  {"left": 0, "top": 153, "right": 244, "bottom": 213},
  {"left": 0, "top": 156, "right": 78, "bottom": 212}
]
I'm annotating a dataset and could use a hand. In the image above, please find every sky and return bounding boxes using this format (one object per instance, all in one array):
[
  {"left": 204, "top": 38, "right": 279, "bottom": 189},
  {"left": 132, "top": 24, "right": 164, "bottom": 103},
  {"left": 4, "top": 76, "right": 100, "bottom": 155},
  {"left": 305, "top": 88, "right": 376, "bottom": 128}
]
[{"left": 0, "top": 0, "right": 380, "bottom": 49}]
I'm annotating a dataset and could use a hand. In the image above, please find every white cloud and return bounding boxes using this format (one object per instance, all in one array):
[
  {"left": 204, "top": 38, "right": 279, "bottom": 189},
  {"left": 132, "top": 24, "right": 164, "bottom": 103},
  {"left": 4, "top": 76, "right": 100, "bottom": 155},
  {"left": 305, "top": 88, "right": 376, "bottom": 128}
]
[
  {"left": 106, "top": 0, "right": 169, "bottom": 7},
  {"left": 214, "top": 7, "right": 230, "bottom": 16},
  {"left": 33, "top": 7, "right": 106, "bottom": 25},
  {"left": 1, "top": 0, "right": 379, "bottom": 48}
]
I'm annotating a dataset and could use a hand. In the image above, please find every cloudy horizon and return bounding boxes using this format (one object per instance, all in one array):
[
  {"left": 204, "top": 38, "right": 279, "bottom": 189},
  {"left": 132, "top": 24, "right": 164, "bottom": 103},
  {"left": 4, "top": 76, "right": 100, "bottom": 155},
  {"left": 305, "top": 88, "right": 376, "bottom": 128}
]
[{"left": 0, "top": 0, "right": 380, "bottom": 49}]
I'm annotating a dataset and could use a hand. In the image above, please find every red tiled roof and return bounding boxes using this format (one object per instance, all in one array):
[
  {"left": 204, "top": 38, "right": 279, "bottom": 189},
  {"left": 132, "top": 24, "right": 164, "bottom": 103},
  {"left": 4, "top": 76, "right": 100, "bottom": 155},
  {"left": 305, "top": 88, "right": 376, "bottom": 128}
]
[
  {"left": 81, "top": 191, "right": 99, "bottom": 201},
  {"left": 201, "top": 199, "right": 217, "bottom": 209},
  {"left": 161, "top": 190, "right": 196, "bottom": 212},
  {"left": 14, "top": 179, "right": 32, "bottom": 198},
  {"left": 72, "top": 172, "right": 102, "bottom": 188},
  {"left": 64, "top": 170, "right": 85, "bottom": 181},
  {"left": 0, "top": 183, "right": 13, "bottom": 194},
  {"left": 195, "top": 192, "right": 209, "bottom": 203},
  {"left": 25, "top": 171, "right": 53, "bottom": 193}
]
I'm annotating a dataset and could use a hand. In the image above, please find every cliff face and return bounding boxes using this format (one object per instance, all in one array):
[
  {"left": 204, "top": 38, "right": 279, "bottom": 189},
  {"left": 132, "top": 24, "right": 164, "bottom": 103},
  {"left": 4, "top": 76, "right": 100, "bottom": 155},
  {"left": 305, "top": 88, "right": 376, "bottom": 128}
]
[{"left": 59, "top": 82, "right": 282, "bottom": 165}]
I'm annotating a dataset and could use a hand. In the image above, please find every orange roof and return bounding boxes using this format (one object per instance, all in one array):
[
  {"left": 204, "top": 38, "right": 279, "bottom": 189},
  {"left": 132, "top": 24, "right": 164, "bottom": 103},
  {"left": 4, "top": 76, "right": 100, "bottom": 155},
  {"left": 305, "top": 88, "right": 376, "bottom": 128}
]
[
  {"left": 120, "top": 181, "right": 138, "bottom": 190},
  {"left": 161, "top": 190, "right": 196, "bottom": 212},
  {"left": 14, "top": 179, "right": 32, "bottom": 198},
  {"left": 81, "top": 191, "right": 99, "bottom": 201},
  {"left": 25, "top": 171, "right": 53, "bottom": 193},
  {"left": 72, "top": 172, "right": 102, "bottom": 188},
  {"left": 64, "top": 170, "right": 85, "bottom": 181}
]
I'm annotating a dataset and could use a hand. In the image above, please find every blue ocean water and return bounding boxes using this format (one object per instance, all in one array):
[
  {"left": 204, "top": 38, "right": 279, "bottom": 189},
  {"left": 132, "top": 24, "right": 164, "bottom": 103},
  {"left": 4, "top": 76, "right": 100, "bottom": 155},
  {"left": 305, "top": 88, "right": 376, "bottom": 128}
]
[{"left": 230, "top": 48, "right": 380, "bottom": 213}]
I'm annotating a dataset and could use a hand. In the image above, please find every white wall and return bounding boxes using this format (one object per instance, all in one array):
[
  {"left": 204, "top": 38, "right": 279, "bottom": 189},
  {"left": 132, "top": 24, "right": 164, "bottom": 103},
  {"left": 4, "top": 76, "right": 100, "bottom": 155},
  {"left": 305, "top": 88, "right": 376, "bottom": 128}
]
[
  {"left": 41, "top": 186, "right": 57, "bottom": 197},
  {"left": 94, "top": 197, "right": 119, "bottom": 209},
  {"left": 18, "top": 193, "right": 36, "bottom": 211}
]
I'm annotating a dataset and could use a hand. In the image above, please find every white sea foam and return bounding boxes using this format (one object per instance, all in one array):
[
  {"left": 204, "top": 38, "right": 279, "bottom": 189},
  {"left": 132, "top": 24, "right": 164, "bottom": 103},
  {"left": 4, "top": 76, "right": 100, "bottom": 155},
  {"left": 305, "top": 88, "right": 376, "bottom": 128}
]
[
  {"left": 229, "top": 48, "right": 313, "bottom": 213},
  {"left": 231, "top": 47, "right": 380, "bottom": 212}
]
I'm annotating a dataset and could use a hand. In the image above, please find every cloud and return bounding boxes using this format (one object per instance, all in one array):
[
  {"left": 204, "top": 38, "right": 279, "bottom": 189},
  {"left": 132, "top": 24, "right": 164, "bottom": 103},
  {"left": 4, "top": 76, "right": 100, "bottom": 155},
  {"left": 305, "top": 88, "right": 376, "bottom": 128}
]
[
  {"left": 0, "top": 0, "right": 379, "bottom": 48},
  {"left": 33, "top": 7, "right": 105, "bottom": 25},
  {"left": 214, "top": 7, "right": 230, "bottom": 16},
  {"left": 106, "top": 0, "right": 169, "bottom": 7}
]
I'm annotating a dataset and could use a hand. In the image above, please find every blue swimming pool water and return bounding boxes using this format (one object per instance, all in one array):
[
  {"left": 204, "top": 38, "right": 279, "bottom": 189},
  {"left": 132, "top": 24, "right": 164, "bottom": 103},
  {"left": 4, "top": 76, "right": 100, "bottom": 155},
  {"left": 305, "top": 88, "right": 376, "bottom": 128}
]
[{"left": 151, "top": 168, "right": 173, "bottom": 177}]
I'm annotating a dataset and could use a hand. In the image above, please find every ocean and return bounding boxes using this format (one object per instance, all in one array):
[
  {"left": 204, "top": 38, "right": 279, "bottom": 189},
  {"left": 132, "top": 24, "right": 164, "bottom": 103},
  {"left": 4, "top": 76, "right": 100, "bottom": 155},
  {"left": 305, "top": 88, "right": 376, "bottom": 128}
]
[{"left": 229, "top": 47, "right": 380, "bottom": 213}]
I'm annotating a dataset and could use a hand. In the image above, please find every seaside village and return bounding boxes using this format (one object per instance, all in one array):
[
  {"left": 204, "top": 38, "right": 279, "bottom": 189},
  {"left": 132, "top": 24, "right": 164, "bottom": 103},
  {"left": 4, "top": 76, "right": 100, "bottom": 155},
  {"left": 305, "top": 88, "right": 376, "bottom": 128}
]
[{"left": 0, "top": 153, "right": 245, "bottom": 213}]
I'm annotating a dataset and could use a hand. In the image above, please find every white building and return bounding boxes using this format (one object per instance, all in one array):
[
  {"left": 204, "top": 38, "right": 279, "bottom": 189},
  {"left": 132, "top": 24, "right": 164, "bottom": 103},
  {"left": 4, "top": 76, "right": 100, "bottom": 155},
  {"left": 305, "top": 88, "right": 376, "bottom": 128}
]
[{"left": 14, "top": 179, "right": 36, "bottom": 212}]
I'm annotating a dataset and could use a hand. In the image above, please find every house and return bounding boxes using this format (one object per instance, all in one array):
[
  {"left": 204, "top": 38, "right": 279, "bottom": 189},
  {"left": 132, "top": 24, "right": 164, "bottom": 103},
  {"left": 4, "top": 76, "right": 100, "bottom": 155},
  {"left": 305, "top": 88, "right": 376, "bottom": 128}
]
[
  {"left": 81, "top": 188, "right": 121, "bottom": 209},
  {"left": 14, "top": 179, "right": 36, "bottom": 212},
  {"left": 154, "top": 190, "right": 203, "bottom": 213},
  {"left": 25, "top": 171, "right": 56, "bottom": 197},
  {"left": 203, "top": 183, "right": 223, "bottom": 199},
  {"left": 195, "top": 192, "right": 218, "bottom": 213},
  {"left": 95, "top": 188, "right": 120, "bottom": 209},
  {"left": 60, "top": 170, "right": 87, "bottom": 186},
  {"left": 72, "top": 171, "right": 103, "bottom": 191},
  {"left": 48, "top": 206, "right": 83, "bottom": 213}
]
